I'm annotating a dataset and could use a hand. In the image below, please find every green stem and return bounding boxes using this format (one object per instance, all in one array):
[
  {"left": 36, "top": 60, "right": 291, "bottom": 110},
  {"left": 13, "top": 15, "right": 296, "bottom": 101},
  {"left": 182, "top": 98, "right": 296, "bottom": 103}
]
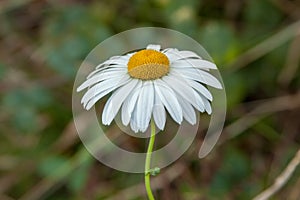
[{"left": 145, "top": 120, "right": 156, "bottom": 200}]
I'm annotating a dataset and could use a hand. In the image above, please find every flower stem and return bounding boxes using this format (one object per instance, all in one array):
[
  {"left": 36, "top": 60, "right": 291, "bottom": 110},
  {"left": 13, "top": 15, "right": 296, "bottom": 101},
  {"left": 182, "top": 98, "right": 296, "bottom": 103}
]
[{"left": 145, "top": 120, "right": 156, "bottom": 200}]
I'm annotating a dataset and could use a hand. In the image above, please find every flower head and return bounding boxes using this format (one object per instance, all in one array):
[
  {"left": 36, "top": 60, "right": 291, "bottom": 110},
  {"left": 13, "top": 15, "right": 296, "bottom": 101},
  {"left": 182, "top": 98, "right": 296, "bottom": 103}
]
[{"left": 77, "top": 44, "right": 222, "bottom": 133}]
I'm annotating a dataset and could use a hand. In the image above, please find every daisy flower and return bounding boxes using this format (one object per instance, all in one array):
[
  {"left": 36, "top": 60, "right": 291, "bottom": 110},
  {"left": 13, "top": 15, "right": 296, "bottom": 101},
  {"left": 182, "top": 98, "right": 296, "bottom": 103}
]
[{"left": 77, "top": 44, "right": 222, "bottom": 133}]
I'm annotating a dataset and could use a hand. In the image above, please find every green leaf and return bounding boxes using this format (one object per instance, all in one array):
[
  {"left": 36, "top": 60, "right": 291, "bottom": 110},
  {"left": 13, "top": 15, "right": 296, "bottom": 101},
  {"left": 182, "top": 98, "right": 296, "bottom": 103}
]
[
  {"left": 209, "top": 148, "right": 251, "bottom": 197},
  {"left": 222, "top": 72, "right": 246, "bottom": 108},
  {"left": 38, "top": 155, "right": 72, "bottom": 180},
  {"left": 13, "top": 107, "right": 38, "bottom": 133},
  {"left": 2, "top": 86, "right": 52, "bottom": 110},
  {"left": 244, "top": 0, "right": 282, "bottom": 28},
  {"left": 199, "top": 22, "right": 239, "bottom": 66},
  {"left": 41, "top": 5, "right": 112, "bottom": 79},
  {"left": 67, "top": 161, "right": 91, "bottom": 192},
  {"left": 0, "top": 63, "right": 6, "bottom": 79}
]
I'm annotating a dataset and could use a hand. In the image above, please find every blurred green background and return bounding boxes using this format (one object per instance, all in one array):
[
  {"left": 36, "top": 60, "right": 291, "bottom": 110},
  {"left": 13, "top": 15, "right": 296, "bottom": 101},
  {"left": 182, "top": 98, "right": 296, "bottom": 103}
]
[{"left": 0, "top": 0, "right": 300, "bottom": 199}]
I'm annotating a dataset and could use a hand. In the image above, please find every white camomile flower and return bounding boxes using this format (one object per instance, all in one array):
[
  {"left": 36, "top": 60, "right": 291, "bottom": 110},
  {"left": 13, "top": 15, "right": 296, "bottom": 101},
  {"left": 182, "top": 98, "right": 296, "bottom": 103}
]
[{"left": 77, "top": 44, "right": 222, "bottom": 133}]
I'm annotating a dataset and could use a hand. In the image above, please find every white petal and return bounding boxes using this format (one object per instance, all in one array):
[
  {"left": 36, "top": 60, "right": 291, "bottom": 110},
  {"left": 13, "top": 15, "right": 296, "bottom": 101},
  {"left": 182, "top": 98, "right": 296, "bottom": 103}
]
[
  {"left": 135, "top": 81, "right": 154, "bottom": 132},
  {"left": 171, "top": 59, "right": 217, "bottom": 70},
  {"left": 184, "top": 79, "right": 213, "bottom": 101},
  {"left": 82, "top": 76, "right": 130, "bottom": 110},
  {"left": 192, "top": 89, "right": 205, "bottom": 112},
  {"left": 152, "top": 92, "right": 166, "bottom": 130},
  {"left": 77, "top": 70, "right": 126, "bottom": 92},
  {"left": 121, "top": 81, "right": 143, "bottom": 126},
  {"left": 95, "top": 56, "right": 129, "bottom": 69},
  {"left": 87, "top": 65, "right": 127, "bottom": 79},
  {"left": 165, "top": 50, "right": 202, "bottom": 62},
  {"left": 177, "top": 50, "right": 202, "bottom": 59},
  {"left": 177, "top": 97, "right": 196, "bottom": 125},
  {"left": 109, "top": 54, "right": 132, "bottom": 60},
  {"left": 147, "top": 44, "right": 161, "bottom": 51},
  {"left": 172, "top": 68, "right": 222, "bottom": 89},
  {"left": 162, "top": 47, "right": 178, "bottom": 53},
  {"left": 163, "top": 48, "right": 180, "bottom": 61},
  {"left": 154, "top": 79, "right": 183, "bottom": 124},
  {"left": 130, "top": 107, "right": 139, "bottom": 133},
  {"left": 199, "top": 94, "right": 212, "bottom": 114},
  {"left": 81, "top": 77, "right": 119, "bottom": 104},
  {"left": 102, "top": 79, "right": 139, "bottom": 125},
  {"left": 162, "top": 75, "right": 205, "bottom": 112},
  {"left": 84, "top": 89, "right": 113, "bottom": 110}
]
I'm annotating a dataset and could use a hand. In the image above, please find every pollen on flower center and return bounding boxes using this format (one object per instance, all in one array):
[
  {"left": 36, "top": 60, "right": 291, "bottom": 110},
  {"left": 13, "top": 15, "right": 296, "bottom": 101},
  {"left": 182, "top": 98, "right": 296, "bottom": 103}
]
[{"left": 127, "top": 49, "right": 170, "bottom": 80}]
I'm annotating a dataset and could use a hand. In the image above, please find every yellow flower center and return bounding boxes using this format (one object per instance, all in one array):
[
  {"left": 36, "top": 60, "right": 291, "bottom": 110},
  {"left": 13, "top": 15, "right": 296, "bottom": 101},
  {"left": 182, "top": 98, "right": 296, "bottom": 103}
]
[{"left": 127, "top": 49, "right": 170, "bottom": 80}]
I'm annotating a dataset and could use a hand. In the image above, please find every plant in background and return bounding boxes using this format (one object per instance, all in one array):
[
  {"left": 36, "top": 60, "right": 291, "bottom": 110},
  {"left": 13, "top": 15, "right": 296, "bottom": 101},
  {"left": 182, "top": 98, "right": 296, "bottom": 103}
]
[{"left": 77, "top": 44, "right": 222, "bottom": 199}]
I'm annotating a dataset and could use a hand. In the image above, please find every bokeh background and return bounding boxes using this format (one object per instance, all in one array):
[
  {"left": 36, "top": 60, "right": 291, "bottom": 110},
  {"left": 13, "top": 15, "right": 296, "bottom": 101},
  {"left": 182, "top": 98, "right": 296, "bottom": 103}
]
[{"left": 1, "top": 0, "right": 300, "bottom": 199}]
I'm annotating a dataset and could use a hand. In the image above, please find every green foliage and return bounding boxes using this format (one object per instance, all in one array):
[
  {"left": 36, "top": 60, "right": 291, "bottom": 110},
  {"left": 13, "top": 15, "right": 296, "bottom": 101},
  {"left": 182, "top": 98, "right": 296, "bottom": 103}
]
[
  {"left": 41, "top": 5, "right": 112, "bottom": 79},
  {"left": 2, "top": 86, "right": 53, "bottom": 133},
  {"left": 223, "top": 72, "right": 247, "bottom": 109},
  {"left": 200, "top": 22, "right": 239, "bottom": 65},
  {"left": 244, "top": 0, "right": 282, "bottom": 29},
  {"left": 68, "top": 162, "right": 90, "bottom": 192},
  {"left": 0, "top": 63, "right": 6, "bottom": 79},
  {"left": 38, "top": 149, "right": 93, "bottom": 192},
  {"left": 38, "top": 155, "right": 72, "bottom": 179},
  {"left": 209, "top": 148, "right": 251, "bottom": 198}
]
